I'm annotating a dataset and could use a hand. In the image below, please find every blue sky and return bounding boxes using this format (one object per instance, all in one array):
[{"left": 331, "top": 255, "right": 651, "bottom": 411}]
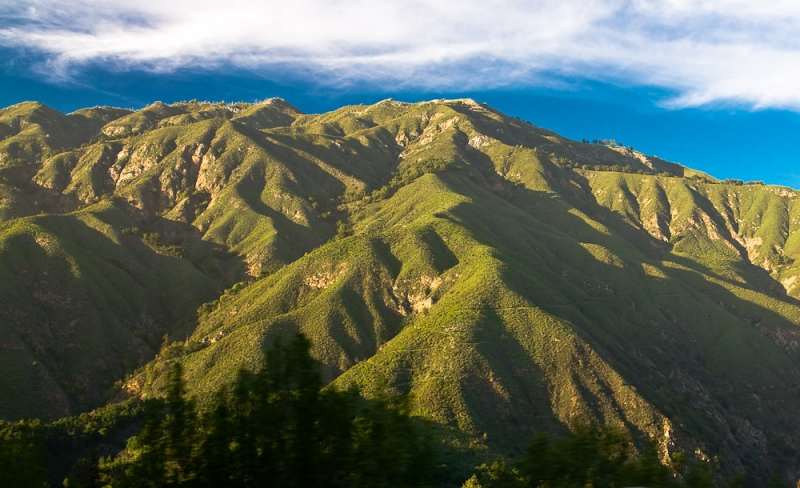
[{"left": 3, "top": 1, "right": 800, "bottom": 187}]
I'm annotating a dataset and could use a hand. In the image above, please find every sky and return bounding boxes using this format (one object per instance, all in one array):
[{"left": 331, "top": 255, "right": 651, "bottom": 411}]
[{"left": 2, "top": 0, "right": 800, "bottom": 186}]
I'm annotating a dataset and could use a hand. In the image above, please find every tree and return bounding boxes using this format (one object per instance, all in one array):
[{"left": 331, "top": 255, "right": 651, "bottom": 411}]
[
  {"left": 163, "top": 363, "right": 197, "bottom": 485},
  {"left": 469, "top": 424, "right": 672, "bottom": 488},
  {"left": 0, "top": 419, "right": 48, "bottom": 488},
  {"left": 111, "top": 333, "right": 436, "bottom": 487},
  {"left": 118, "top": 401, "right": 167, "bottom": 488}
]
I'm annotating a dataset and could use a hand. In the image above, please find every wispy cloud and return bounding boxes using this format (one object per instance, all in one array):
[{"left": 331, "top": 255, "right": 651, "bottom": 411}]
[{"left": 2, "top": 0, "right": 800, "bottom": 109}]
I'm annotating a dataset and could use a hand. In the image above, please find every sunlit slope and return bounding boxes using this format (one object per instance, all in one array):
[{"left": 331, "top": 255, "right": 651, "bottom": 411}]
[
  {"left": 0, "top": 102, "right": 130, "bottom": 220},
  {"left": 1, "top": 98, "right": 800, "bottom": 476},
  {"left": 132, "top": 100, "right": 800, "bottom": 476},
  {"left": 29, "top": 101, "right": 405, "bottom": 276},
  {"left": 580, "top": 171, "right": 800, "bottom": 295},
  {"left": 158, "top": 166, "right": 800, "bottom": 472}
]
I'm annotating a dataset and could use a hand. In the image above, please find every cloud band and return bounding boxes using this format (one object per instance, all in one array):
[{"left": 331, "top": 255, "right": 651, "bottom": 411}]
[{"left": 2, "top": 0, "right": 799, "bottom": 109}]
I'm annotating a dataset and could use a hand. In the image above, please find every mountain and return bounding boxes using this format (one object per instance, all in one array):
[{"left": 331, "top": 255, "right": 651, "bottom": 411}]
[{"left": 1, "top": 97, "right": 799, "bottom": 481}]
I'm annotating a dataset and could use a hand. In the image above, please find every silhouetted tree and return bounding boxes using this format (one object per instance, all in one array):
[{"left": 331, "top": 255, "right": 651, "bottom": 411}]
[
  {"left": 470, "top": 424, "right": 676, "bottom": 488},
  {"left": 109, "top": 333, "right": 435, "bottom": 487}
]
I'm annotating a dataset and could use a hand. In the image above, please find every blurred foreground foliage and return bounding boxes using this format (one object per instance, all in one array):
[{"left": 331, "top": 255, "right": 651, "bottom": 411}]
[
  {"left": 1, "top": 334, "right": 435, "bottom": 488},
  {"left": 103, "top": 333, "right": 435, "bottom": 487},
  {"left": 0, "top": 334, "right": 772, "bottom": 487},
  {"left": 463, "top": 424, "right": 720, "bottom": 488}
]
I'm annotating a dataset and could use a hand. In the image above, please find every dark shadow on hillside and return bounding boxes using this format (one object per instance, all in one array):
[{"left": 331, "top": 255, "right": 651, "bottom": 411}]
[
  {"left": 447, "top": 103, "right": 663, "bottom": 174},
  {"left": 446, "top": 128, "right": 673, "bottom": 262},
  {"left": 556, "top": 170, "right": 673, "bottom": 260},
  {"left": 232, "top": 173, "right": 335, "bottom": 266},
  {"left": 419, "top": 226, "right": 460, "bottom": 274},
  {"left": 263, "top": 129, "right": 400, "bottom": 190},
  {"left": 665, "top": 253, "right": 799, "bottom": 304},
  {"left": 566, "top": 169, "right": 800, "bottom": 303},
  {"left": 370, "top": 236, "right": 403, "bottom": 278},
  {"left": 682, "top": 184, "right": 751, "bottom": 259},
  {"left": 229, "top": 122, "right": 355, "bottom": 199},
  {"left": 249, "top": 239, "right": 407, "bottom": 383},
  {"left": 336, "top": 284, "right": 405, "bottom": 367},
  {"left": 0, "top": 161, "right": 84, "bottom": 218},
  {"left": 0, "top": 212, "right": 223, "bottom": 421},
  {"left": 434, "top": 171, "right": 800, "bottom": 478},
  {"left": 85, "top": 202, "right": 246, "bottom": 286},
  {"left": 446, "top": 102, "right": 549, "bottom": 149},
  {"left": 468, "top": 308, "right": 568, "bottom": 454}
]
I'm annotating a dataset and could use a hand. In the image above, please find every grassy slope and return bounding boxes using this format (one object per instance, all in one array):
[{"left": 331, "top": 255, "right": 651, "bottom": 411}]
[
  {"left": 131, "top": 100, "right": 800, "bottom": 477},
  {"left": 0, "top": 202, "right": 218, "bottom": 419},
  {"left": 1, "top": 98, "right": 800, "bottom": 478}
]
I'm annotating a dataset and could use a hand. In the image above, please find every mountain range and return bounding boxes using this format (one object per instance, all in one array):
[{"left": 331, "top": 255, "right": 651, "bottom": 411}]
[{"left": 1, "top": 97, "right": 800, "bottom": 481}]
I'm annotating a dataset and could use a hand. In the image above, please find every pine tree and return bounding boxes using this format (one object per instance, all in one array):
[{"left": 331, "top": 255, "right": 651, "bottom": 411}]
[{"left": 0, "top": 419, "right": 48, "bottom": 488}]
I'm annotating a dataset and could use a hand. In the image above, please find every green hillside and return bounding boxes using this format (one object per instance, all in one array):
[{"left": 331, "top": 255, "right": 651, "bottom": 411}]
[{"left": 1, "top": 98, "right": 799, "bottom": 481}]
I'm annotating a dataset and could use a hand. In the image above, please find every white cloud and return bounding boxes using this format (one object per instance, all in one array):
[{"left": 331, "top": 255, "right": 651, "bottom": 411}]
[{"left": 2, "top": 0, "right": 800, "bottom": 109}]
